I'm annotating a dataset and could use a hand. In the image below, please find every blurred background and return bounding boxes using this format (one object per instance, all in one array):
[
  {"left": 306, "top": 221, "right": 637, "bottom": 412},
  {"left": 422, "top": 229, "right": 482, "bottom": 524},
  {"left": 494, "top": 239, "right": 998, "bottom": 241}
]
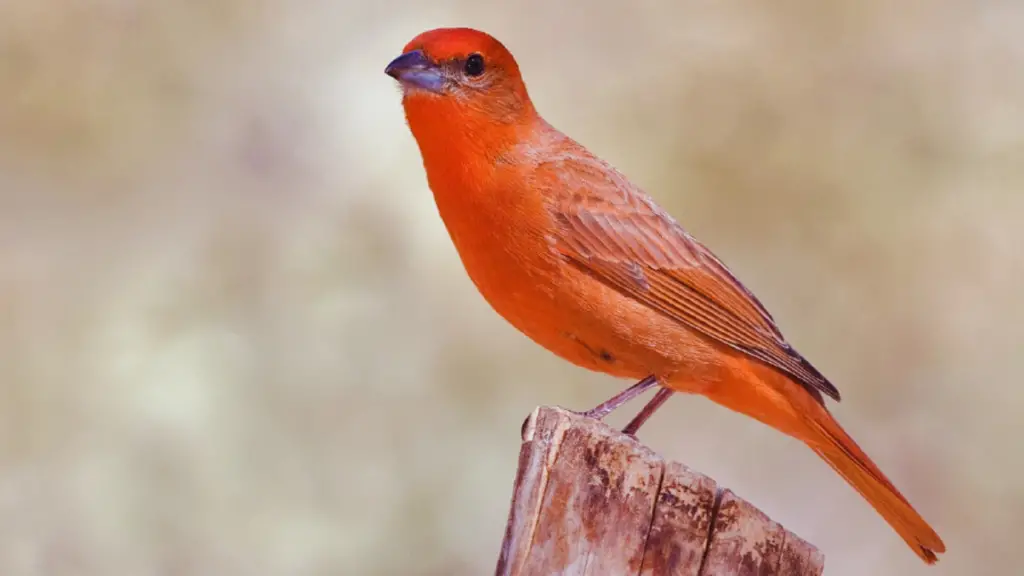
[{"left": 0, "top": 0, "right": 1021, "bottom": 574}]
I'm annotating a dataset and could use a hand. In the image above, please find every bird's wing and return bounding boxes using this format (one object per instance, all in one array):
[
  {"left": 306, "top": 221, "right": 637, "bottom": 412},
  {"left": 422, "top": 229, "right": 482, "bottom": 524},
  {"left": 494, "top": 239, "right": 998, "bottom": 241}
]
[{"left": 541, "top": 152, "right": 840, "bottom": 403}]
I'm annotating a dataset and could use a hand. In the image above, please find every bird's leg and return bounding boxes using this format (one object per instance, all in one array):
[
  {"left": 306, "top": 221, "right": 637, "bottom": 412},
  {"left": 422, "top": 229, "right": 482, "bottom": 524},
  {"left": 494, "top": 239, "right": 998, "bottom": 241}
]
[
  {"left": 622, "top": 387, "right": 674, "bottom": 436},
  {"left": 578, "top": 375, "right": 658, "bottom": 420},
  {"left": 521, "top": 375, "right": 660, "bottom": 438}
]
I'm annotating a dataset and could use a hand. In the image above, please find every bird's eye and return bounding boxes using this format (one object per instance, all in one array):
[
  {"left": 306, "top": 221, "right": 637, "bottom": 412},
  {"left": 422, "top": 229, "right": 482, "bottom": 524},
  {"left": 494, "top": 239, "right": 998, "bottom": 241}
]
[{"left": 464, "top": 53, "right": 485, "bottom": 77}]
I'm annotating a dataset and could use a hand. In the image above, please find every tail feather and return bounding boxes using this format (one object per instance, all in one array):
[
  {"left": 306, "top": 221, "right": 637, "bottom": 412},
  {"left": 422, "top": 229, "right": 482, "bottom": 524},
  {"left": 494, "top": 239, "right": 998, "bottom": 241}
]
[
  {"left": 806, "top": 415, "right": 946, "bottom": 564},
  {"left": 695, "top": 363, "right": 946, "bottom": 564}
]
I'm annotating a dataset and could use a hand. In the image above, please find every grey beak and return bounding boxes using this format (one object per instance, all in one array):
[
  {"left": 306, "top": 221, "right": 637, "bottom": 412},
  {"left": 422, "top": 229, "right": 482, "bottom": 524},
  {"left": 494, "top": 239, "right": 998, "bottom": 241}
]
[{"left": 385, "top": 49, "right": 445, "bottom": 93}]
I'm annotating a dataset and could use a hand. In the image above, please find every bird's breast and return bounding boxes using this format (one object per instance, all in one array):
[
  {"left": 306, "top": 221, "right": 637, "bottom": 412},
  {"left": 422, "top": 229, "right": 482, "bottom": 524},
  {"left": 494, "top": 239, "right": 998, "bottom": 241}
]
[
  {"left": 428, "top": 180, "right": 655, "bottom": 379},
  {"left": 432, "top": 180, "right": 562, "bottom": 323}
]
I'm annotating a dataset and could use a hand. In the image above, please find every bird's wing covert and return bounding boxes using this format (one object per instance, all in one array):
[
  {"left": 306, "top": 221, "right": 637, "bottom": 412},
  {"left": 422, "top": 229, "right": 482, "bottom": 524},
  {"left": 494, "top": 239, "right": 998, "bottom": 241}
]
[{"left": 541, "top": 152, "right": 840, "bottom": 403}]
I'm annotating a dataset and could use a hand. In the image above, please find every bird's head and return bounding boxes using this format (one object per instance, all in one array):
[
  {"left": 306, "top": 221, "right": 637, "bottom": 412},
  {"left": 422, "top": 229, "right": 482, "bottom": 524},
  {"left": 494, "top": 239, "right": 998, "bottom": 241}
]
[{"left": 385, "top": 28, "right": 536, "bottom": 132}]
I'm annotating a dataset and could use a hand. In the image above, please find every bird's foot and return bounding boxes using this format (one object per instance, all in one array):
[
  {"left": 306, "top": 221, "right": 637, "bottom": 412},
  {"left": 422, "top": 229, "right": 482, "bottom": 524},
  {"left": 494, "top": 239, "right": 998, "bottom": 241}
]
[{"left": 519, "top": 376, "right": 674, "bottom": 439}]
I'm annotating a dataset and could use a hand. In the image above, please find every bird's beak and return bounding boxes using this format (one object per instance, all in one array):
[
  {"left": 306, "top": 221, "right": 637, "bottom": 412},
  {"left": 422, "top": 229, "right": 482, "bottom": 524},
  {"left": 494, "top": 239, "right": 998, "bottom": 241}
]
[{"left": 385, "top": 50, "right": 445, "bottom": 94}]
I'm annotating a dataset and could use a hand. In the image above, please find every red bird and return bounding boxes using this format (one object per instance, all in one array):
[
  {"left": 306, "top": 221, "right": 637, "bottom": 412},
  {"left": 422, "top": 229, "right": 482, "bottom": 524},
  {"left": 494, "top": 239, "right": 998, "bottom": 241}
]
[{"left": 385, "top": 27, "right": 945, "bottom": 564}]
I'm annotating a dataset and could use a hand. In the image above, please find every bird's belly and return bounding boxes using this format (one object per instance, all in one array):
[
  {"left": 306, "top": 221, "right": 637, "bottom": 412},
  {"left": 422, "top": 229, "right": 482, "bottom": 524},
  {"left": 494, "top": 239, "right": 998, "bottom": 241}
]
[
  {"left": 462, "top": 248, "right": 694, "bottom": 381},
  {"left": 441, "top": 202, "right": 718, "bottom": 385}
]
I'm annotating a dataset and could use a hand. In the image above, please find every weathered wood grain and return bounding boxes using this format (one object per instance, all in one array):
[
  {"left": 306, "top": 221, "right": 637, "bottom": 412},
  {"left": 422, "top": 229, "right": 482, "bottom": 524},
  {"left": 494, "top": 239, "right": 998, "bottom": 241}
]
[
  {"left": 495, "top": 406, "right": 824, "bottom": 576},
  {"left": 701, "top": 490, "right": 787, "bottom": 575},
  {"left": 639, "top": 461, "right": 719, "bottom": 576},
  {"left": 496, "top": 405, "right": 663, "bottom": 575}
]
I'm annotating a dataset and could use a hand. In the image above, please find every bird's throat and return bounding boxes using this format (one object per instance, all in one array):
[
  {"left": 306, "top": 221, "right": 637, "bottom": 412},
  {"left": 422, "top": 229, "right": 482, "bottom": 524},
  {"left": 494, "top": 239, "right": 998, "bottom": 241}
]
[{"left": 403, "top": 95, "right": 537, "bottom": 170}]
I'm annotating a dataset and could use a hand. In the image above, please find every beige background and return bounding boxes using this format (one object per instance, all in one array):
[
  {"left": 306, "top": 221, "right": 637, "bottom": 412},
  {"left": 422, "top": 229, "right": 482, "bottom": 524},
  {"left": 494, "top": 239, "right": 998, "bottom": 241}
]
[{"left": 1, "top": 1, "right": 1021, "bottom": 574}]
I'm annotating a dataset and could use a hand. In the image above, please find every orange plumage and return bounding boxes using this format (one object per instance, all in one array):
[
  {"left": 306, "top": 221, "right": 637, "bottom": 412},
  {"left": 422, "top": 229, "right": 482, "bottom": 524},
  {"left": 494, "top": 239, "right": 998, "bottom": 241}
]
[{"left": 385, "top": 27, "right": 945, "bottom": 564}]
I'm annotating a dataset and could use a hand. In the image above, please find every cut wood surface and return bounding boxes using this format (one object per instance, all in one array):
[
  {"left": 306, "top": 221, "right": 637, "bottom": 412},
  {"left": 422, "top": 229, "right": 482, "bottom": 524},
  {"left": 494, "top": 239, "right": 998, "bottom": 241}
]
[{"left": 495, "top": 406, "right": 824, "bottom": 576}]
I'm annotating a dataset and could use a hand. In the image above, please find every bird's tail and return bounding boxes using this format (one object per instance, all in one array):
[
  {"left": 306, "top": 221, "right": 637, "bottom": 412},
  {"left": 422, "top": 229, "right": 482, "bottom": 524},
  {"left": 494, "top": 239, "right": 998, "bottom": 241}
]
[
  {"left": 696, "top": 364, "right": 946, "bottom": 564},
  {"left": 803, "top": 404, "right": 945, "bottom": 564}
]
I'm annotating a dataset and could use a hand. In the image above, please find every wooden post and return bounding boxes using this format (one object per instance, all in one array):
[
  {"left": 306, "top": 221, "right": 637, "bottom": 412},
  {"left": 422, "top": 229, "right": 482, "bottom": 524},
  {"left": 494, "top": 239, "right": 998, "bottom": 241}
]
[{"left": 495, "top": 406, "right": 824, "bottom": 576}]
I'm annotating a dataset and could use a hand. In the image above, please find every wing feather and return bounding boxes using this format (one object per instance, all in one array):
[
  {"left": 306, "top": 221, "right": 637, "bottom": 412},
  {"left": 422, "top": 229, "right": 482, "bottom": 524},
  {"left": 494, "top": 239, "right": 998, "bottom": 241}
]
[{"left": 542, "top": 152, "right": 840, "bottom": 403}]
